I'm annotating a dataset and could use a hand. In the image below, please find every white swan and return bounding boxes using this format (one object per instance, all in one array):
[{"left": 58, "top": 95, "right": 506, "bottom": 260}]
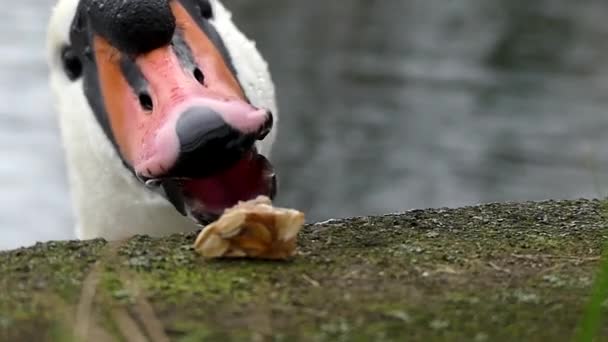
[{"left": 47, "top": 0, "right": 278, "bottom": 240}]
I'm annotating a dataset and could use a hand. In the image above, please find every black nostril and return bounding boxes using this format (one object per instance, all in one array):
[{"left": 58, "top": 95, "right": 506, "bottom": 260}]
[
  {"left": 193, "top": 68, "right": 205, "bottom": 85},
  {"left": 139, "top": 92, "right": 154, "bottom": 112},
  {"left": 256, "top": 111, "right": 274, "bottom": 141}
]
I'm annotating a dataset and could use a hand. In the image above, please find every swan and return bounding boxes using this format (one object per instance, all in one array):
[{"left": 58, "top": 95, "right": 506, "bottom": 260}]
[{"left": 46, "top": 0, "right": 278, "bottom": 240}]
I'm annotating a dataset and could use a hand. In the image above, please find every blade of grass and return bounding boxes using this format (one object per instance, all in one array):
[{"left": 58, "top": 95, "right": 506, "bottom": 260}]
[
  {"left": 575, "top": 198, "right": 608, "bottom": 341},
  {"left": 575, "top": 249, "right": 608, "bottom": 341}
]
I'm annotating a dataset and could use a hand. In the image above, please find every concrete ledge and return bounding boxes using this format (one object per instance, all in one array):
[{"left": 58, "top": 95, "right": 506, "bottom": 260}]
[{"left": 1, "top": 199, "right": 607, "bottom": 341}]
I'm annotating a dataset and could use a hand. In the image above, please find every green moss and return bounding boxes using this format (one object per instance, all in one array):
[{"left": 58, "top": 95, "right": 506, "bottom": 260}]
[
  {"left": 1, "top": 199, "right": 608, "bottom": 340},
  {"left": 168, "top": 321, "right": 215, "bottom": 342}
]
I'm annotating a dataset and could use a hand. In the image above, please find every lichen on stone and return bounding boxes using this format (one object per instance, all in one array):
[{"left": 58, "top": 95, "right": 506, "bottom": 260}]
[{"left": 0, "top": 199, "right": 607, "bottom": 340}]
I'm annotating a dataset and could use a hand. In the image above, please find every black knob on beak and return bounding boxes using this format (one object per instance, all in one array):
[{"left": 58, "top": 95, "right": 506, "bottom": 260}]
[{"left": 87, "top": 0, "right": 175, "bottom": 55}]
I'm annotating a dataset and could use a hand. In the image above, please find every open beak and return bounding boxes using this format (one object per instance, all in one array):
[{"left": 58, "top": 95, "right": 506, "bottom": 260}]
[{"left": 91, "top": 1, "right": 276, "bottom": 222}]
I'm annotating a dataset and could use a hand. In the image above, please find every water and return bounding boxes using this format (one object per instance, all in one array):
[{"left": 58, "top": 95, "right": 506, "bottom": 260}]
[{"left": 2, "top": 0, "right": 608, "bottom": 250}]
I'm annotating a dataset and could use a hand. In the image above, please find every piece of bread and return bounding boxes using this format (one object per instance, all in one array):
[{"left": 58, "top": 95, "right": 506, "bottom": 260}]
[{"left": 194, "top": 196, "right": 305, "bottom": 260}]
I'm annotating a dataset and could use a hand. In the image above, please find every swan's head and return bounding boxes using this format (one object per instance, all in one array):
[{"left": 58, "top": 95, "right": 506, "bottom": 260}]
[{"left": 47, "top": 0, "right": 276, "bottom": 223}]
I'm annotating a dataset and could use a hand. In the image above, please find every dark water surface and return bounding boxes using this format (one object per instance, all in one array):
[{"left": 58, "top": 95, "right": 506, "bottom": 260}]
[{"left": 2, "top": 0, "right": 608, "bottom": 249}]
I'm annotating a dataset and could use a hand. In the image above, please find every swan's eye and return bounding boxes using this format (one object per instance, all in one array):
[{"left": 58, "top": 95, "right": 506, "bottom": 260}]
[{"left": 61, "top": 46, "right": 83, "bottom": 81}]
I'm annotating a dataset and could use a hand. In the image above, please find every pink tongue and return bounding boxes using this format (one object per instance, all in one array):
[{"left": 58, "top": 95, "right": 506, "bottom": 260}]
[{"left": 182, "top": 153, "right": 273, "bottom": 214}]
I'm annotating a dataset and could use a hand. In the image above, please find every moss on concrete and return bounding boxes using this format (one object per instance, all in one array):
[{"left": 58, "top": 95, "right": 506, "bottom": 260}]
[{"left": 1, "top": 199, "right": 608, "bottom": 341}]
